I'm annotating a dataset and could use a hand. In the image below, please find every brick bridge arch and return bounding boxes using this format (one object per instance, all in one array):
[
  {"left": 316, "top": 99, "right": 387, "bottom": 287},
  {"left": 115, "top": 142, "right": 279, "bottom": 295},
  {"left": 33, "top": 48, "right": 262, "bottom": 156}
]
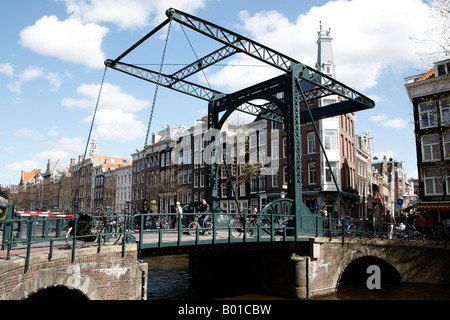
[
  {"left": 0, "top": 245, "right": 147, "bottom": 300},
  {"left": 307, "top": 238, "right": 450, "bottom": 298}
]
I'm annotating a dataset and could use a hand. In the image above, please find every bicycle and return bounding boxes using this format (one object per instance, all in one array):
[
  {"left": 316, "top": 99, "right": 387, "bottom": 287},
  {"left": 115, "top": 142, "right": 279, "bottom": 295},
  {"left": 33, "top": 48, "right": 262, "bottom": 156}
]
[
  {"left": 332, "top": 217, "right": 356, "bottom": 239},
  {"left": 229, "top": 214, "right": 259, "bottom": 238},
  {"left": 65, "top": 208, "right": 124, "bottom": 248},
  {"left": 188, "top": 214, "right": 212, "bottom": 236},
  {"left": 433, "top": 225, "right": 450, "bottom": 244},
  {"left": 393, "top": 223, "right": 424, "bottom": 242}
]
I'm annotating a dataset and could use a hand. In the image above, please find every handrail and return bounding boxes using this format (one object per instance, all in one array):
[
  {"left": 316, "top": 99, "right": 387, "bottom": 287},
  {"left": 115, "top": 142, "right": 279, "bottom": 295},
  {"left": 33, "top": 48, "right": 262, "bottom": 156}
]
[{"left": 2, "top": 209, "right": 446, "bottom": 273}]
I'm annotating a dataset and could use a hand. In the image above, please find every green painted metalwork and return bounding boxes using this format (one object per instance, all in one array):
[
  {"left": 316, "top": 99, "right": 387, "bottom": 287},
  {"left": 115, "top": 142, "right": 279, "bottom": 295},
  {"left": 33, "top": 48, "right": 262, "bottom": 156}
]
[{"left": 104, "top": 7, "right": 375, "bottom": 238}]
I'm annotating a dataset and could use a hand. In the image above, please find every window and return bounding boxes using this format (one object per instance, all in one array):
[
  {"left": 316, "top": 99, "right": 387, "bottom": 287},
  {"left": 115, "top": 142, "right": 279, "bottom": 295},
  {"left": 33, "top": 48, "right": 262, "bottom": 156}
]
[
  {"left": 240, "top": 182, "right": 246, "bottom": 197},
  {"left": 421, "top": 134, "right": 441, "bottom": 161},
  {"left": 282, "top": 138, "right": 287, "bottom": 158},
  {"left": 307, "top": 132, "right": 316, "bottom": 154},
  {"left": 259, "top": 131, "right": 266, "bottom": 146},
  {"left": 250, "top": 175, "right": 258, "bottom": 193},
  {"left": 271, "top": 139, "right": 279, "bottom": 160},
  {"left": 308, "top": 162, "right": 317, "bottom": 185},
  {"left": 324, "top": 129, "right": 338, "bottom": 150},
  {"left": 325, "top": 161, "right": 339, "bottom": 183},
  {"left": 440, "top": 98, "right": 450, "bottom": 125},
  {"left": 250, "top": 135, "right": 257, "bottom": 148},
  {"left": 419, "top": 101, "right": 438, "bottom": 128},
  {"left": 424, "top": 168, "right": 443, "bottom": 195},
  {"left": 443, "top": 132, "right": 450, "bottom": 159}
]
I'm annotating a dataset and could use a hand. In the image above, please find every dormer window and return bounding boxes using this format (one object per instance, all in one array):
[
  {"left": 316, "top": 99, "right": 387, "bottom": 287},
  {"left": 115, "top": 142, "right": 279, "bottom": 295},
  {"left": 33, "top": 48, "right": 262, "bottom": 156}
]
[{"left": 436, "top": 62, "right": 450, "bottom": 77}]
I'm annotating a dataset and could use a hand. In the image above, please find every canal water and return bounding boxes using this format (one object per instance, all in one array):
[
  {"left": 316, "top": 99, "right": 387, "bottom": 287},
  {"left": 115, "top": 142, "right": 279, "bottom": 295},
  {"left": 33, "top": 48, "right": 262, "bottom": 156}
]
[{"left": 145, "top": 255, "right": 450, "bottom": 300}]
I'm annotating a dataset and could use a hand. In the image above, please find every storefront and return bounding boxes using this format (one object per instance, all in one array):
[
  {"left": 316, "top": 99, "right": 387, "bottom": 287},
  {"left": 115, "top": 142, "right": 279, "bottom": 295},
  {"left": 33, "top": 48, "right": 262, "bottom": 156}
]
[{"left": 416, "top": 202, "right": 450, "bottom": 226}]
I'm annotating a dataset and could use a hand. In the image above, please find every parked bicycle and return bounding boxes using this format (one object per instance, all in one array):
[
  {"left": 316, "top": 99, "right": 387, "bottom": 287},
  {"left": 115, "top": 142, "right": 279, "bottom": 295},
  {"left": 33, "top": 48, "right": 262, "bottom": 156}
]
[
  {"left": 188, "top": 214, "right": 212, "bottom": 236},
  {"left": 433, "top": 225, "right": 450, "bottom": 244},
  {"left": 229, "top": 214, "right": 258, "bottom": 238},
  {"left": 332, "top": 217, "right": 356, "bottom": 238},
  {"left": 65, "top": 208, "right": 124, "bottom": 248}
]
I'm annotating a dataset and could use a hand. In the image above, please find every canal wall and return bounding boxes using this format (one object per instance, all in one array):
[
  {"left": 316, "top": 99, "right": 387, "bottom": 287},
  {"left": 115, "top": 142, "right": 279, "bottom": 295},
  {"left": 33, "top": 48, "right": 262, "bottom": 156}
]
[
  {"left": 0, "top": 245, "right": 148, "bottom": 300},
  {"left": 188, "top": 239, "right": 450, "bottom": 299}
]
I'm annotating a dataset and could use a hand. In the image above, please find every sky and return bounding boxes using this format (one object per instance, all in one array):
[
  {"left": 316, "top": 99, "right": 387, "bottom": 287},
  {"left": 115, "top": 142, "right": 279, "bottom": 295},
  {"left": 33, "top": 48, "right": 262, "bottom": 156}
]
[{"left": 0, "top": 0, "right": 447, "bottom": 187}]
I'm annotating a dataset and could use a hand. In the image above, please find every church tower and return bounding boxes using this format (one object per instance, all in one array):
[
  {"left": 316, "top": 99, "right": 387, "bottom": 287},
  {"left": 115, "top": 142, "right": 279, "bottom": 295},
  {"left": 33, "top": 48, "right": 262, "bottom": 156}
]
[{"left": 90, "top": 133, "right": 99, "bottom": 157}]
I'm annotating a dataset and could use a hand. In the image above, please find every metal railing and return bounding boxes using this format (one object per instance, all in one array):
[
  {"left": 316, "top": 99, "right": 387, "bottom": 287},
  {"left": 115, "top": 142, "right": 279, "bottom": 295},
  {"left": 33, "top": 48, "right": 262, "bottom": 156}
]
[{"left": 2, "top": 204, "right": 448, "bottom": 273}]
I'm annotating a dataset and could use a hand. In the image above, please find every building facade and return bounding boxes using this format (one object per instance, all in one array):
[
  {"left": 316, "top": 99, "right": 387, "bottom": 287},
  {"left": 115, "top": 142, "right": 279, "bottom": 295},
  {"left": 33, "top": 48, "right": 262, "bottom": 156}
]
[{"left": 405, "top": 58, "right": 450, "bottom": 225}]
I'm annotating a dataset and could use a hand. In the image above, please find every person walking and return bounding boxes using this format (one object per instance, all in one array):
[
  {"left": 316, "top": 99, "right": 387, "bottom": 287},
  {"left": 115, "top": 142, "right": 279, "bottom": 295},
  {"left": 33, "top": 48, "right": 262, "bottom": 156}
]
[
  {"left": 174, "top": 201, "right": 183, "bottom": 228},
  {"left": 150, "top": 200, "right": 158, "bottom": 229}
]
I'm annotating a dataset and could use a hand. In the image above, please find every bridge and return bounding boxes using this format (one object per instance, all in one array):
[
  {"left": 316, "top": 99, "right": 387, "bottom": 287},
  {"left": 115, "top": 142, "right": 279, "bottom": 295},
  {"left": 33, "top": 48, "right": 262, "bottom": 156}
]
[
  {"left": 1, "top": 202, "right": 449, "bottom": 300},
  {"left": 1, "top": 8, "right": 448, "bottom": 300}
]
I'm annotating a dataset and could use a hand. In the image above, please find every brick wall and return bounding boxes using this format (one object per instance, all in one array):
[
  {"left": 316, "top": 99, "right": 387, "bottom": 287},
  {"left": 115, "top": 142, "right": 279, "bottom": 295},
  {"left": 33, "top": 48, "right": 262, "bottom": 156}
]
[{"left": 0, "top": 245, "right": 147, "bottom": 300}]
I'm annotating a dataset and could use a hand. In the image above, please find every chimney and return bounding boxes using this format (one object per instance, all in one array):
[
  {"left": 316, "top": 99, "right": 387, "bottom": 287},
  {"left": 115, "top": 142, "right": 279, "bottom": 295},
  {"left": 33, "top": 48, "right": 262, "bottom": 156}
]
[{"left": 70, "top": 158, "right": 75, "bottom": 166}]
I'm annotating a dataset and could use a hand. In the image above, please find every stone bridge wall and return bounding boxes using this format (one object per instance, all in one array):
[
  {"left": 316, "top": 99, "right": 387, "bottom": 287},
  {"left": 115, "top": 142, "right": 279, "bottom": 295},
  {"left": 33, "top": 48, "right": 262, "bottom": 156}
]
[
  {"left": 0, "top": 245, "right": 148, "bottom": 300},
  {"left": 303, "top": 238, "right": 450, "bottom": 298}
]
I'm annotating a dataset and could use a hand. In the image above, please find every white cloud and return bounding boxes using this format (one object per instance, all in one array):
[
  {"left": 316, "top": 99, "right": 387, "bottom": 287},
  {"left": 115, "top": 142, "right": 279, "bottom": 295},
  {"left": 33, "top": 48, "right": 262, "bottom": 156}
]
[
  {"left": 369, "top": 113, "right": 408, "bottom": 129},
  {"left": 85, "top": 108, "right": 146, "bottom": 142},
  {"left": 382, "top": 118, "right": 408, "bottom": 129},
  {"left": 19, "top": 15, "right": 108, "bottom": 69},
  {"left": 13, "top": 128, "right": 44, "bottom": 140},
  {"left": 369, "top": 114, "right": 387, "bottom": 123},
  {"left": 0, "top": 63, "right": 14, "bottom": 77},
  {"left": 62, "top": 83, "right": 149, "bottom": 112},
  {"left": 5, "top": 160, "right": 41, "bottom": 172},
  {"left": 63, "top": 82, "right": 149, "bottom": 142},
  {"left": 61, "top": 0, "right": 207, "bottom": 28},
  {"left": 7, "top": 66, "right": 62, "bottom": 94},
  {"left": 207, "top": 0, "right": 440, "bottom": 92}
]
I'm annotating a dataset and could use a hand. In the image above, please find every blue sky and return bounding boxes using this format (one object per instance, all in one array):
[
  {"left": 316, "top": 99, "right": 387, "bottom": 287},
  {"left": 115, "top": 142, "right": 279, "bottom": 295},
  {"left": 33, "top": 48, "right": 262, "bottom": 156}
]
[{"left": 0, "top": 0, "right": 446, "bottom": 186}]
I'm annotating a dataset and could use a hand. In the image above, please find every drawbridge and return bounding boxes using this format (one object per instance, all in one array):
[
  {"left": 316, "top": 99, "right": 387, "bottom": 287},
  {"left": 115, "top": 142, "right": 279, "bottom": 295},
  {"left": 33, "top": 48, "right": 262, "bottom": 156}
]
[{"left": 104, "top": 8, "right": 375, "bottom": 238}]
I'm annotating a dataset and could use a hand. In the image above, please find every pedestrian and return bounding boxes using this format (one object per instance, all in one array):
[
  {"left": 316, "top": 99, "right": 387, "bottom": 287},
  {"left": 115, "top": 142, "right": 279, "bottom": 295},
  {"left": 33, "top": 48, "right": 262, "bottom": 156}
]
[
  {"left": 426, "top": 213, "right": 434, "bottom": 235},
  {"left": 398, "top": 211, "right": 407, "bottom": 226},
  {"left": 379, "top": 212, "right": 386, "bottom": 235},
  {"left": 416, "top": 211, "right": 426, "bottom": 234},
  {"left": 150, "top": 200, "right": 158, "bottom": 229},
  {"left": 174, "top": 201, "right": 183, "bottom": 228},
  {"left": 386, "top": 212, "right": 396, "bottom": 239},
  {"left": 320, "top": 205, "right": 328, "bottom": 218},
  {"left": 0, "top": 186, "right": 9, "bottom": 224},
  {"left": 139, "top": 198, "right": 149, "bottom": 229}
]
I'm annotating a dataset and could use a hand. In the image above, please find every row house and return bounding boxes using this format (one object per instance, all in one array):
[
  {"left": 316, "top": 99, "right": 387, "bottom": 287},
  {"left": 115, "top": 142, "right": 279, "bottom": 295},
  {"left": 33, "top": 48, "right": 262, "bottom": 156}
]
[{"left": 405, "top": 58, "right": 450, "bottom": 225}]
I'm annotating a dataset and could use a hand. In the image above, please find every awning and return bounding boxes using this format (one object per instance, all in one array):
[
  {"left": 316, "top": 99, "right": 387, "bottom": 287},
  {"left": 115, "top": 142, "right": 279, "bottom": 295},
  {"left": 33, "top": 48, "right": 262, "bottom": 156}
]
[
  {"left": 341, "top": 192, "right": 361, "bottom": 201},
  {"left": 416, "top": 202, "right": 450, "bottom": 211}
]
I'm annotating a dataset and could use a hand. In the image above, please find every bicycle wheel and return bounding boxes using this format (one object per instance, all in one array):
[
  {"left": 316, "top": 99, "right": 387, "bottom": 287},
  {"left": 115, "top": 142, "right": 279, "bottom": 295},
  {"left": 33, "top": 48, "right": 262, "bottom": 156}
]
[
  {"left": 229, "top": 219, "right": 244, "bottom": 238},
  {"left": 346, "top": 224, "right": 356, "bottom": 238},
  {"left": 65, "top": 227, "right": 87, "bottom": 249},
  {"left": 412, "top": 231, "right": 424, "bottom": 242},
  {"left": 99, "top": 224, "right": 123, "bottom": 245},
  {"left": 159, "top": 216, "right": 170, "bottom": 229},
  {"left": 188, "top": 222, "right": 199, "bottom": 236}
]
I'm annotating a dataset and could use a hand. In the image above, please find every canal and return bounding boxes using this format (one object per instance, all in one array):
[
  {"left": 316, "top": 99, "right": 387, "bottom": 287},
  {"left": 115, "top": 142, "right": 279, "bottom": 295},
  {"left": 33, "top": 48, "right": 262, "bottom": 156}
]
[{"left": 145, "top": 255, "right": 450, "bottom": 300}]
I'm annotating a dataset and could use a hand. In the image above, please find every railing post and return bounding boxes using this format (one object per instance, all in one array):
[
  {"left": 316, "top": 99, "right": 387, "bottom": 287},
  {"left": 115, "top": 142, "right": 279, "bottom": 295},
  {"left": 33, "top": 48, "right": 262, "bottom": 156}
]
[{"left": 24, "top": 219, "right": 33, "bottom": 273}]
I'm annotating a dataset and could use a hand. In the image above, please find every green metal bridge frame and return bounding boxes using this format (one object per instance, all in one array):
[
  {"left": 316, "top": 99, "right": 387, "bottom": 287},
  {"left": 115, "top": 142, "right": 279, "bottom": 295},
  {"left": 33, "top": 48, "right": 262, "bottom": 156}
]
[
  {"left": 0, "top": 9, "right": 376, "bottom": 268},
  {"left": 105, "top": 8, "right": 375, "bottom": 238}
]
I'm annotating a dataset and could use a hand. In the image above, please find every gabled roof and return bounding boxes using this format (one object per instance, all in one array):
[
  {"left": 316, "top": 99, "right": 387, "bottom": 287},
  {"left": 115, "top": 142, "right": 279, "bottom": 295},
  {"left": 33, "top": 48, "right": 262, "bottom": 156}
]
[{"left": 21, "top": 169, "right": 39, "bottom": 184}]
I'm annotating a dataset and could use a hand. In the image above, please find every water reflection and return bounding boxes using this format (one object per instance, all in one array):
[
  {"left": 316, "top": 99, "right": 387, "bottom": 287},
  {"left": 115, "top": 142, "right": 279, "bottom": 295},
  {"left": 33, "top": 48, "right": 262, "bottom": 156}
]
[
  {"left": 319, "top": 283, "right": 450, "bottom": 300},
  {"left": 145, "top": 255, "right": 200, "bottom": 300},
  {"left": 145, "top": 255, "right": 450, "bottom": 300}
]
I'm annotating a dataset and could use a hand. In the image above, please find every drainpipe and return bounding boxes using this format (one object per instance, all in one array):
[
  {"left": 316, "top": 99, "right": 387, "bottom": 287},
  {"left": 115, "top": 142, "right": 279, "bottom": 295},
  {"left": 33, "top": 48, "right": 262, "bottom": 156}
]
[{"left": 306, "top": 256, "right": 311, "bottom": 299}]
